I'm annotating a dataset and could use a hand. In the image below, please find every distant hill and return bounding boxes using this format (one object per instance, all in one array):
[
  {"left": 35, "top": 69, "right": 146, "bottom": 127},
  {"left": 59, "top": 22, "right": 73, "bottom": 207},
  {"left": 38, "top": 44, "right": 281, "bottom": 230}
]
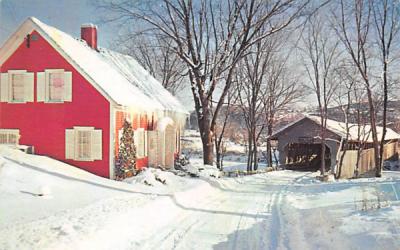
[{"left": 309, "top": 100, "right": 400, "bottom": 132}]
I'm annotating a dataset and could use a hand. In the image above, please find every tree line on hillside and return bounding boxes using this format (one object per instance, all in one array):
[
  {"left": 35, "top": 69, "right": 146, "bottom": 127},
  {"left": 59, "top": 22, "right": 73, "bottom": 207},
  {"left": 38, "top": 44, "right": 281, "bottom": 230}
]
[{"left": 97, "top": 0, "right": 400, "bottom": 178}]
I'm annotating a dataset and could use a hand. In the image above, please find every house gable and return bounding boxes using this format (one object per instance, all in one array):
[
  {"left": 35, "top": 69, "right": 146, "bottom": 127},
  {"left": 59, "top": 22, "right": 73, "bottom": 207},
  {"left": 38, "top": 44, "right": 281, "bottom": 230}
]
[
  {"left": 0, "top": 29, "right": 111, "bottom": 178},
  {"left": 0, "top": 18, "right": 118, "bottom": 107}
]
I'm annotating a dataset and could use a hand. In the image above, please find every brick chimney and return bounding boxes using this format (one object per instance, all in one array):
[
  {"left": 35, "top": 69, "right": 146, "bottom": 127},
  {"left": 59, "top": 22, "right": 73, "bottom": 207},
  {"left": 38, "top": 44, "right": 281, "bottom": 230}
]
[{"left": 81, "top": 23, "right": 97, "bottom": 50}]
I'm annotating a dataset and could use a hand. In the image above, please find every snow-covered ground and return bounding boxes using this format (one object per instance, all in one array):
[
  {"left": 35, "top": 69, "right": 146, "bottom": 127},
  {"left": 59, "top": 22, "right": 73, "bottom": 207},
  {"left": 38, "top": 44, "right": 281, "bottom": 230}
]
[
  {"left": 182, "top": 130, "right": 275, "bottom": 172},
  {"left": 1, "top": 146, "right": 400, "bottom": 250},
  {"left": 181, "top": 130, "right": 246, "bottom": 157}
]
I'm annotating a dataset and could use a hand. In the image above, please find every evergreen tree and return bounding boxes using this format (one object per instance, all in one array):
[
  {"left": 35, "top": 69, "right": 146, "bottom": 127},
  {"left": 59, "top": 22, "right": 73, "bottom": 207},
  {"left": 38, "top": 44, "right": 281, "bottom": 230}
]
[{"left": 115, "top": 120, "right": 137, "bottom": 179}]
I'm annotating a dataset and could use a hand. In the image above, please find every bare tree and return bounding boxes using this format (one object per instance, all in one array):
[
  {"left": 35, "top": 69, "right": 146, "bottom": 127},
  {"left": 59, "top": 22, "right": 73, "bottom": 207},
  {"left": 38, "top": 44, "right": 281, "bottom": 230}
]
[
  {"left": 97, "top": 0, "right": 310, "bottom": 165},
  {"left": 236, "top": 31, "right": 302, "bottom": 171},
  {"left": 115, "top": 33, "right": 186, "bottom": 94},
  {"left": 214, "top": 88, "right": 238, "bottom": 170},
  {"left": 235, "top": 39, "right": 271, "bottom": 171},
  {"left": 334, "top": 0, "right": 400, "bottom": 177},
  {"left": 333, "top": 64, "right": 362, "bottom": 178},
  {"left": 263, "top": 57, "right": 303, "bottom": 169},
  {"left": 372, "top": 0, "right": 400, "bottom": 176},
  {"left": 300, "top": 14, "right": 341, "bottom": 177}
]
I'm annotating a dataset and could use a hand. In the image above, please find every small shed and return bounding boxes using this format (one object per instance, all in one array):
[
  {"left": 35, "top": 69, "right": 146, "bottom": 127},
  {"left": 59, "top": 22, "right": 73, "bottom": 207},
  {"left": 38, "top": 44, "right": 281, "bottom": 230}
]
[{"left": 270, "top": 116, "right": 400, "bottom": 175}]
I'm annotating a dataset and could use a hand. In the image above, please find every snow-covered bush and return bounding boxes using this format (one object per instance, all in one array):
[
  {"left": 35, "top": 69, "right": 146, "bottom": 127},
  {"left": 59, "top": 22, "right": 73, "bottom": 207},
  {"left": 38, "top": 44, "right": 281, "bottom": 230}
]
[
  {"left": 175, "top": 154, "right": 190, "bottom": 170},
  {"left": 184, "top": 164, "right": 200, "bottom": 177},
  {"left": 183, "top": 164, "right": 221, "bottom": 178},
  {"left": 124, "top": 168, "right": 173, "bottom": 186},
  {"left": 199, "top": 165, "right": 221, "bottom": 178},
  {"left": 153, "top": 169, "right": 173, "bottom": 184}
]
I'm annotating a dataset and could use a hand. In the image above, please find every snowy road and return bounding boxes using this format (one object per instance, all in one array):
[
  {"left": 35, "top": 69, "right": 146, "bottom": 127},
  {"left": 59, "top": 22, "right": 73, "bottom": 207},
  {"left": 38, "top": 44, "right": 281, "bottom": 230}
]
[
  {"left": 133, "top": 171, "right": 400, "bottom": 250},
  {"left": 144, "top": 175, "right": 279, "bottom": 250},
  {"left": 1, "top": 148, "right": 400, "bottom": 250}
]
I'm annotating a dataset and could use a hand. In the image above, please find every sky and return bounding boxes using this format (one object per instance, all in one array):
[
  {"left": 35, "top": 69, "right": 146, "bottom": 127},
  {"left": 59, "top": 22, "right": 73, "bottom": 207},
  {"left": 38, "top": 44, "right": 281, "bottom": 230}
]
[{"left": 0, "top": 0, "right": 116, "bottom": 48}]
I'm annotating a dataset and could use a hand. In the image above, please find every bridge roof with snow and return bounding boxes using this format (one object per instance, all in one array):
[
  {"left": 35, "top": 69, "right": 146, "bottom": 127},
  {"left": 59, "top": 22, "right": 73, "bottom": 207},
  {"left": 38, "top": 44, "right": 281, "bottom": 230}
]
[{"left": 271, "top": 116, "right": 400, "bottom": 143}]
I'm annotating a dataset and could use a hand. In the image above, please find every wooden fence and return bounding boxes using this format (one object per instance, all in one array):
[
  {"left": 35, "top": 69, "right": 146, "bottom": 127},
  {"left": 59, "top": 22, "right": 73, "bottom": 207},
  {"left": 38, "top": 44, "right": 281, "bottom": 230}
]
[{"left": 338, "top": 141, "right": 398, "bottom": 179}]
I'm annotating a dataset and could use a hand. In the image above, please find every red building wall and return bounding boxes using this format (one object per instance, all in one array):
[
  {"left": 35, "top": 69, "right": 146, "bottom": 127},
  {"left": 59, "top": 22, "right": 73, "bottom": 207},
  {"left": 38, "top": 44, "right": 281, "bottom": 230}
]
[{"left": 0, "top": 31, "right": 111, "bottom": 177}]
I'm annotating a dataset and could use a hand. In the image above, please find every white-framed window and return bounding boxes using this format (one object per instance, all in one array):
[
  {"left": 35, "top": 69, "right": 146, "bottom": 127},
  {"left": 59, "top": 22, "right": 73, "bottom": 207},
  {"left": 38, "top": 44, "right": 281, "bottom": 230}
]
[
  {"left": 49, "top": 71, "right": 65, "bottom": 102},
  {"left": 134, "top": 128, "right": 147, "bottom": 158},
  {"left": 0, "top": 129, "right": 20, "bottom": 145},
  {"left": 37, "top": 69, "right": 72, "bottom": 102},
  {"left": 0, "top": 70, "right": 34, "bottom": 103},
  {"left": 65, "top": 127, "right": 102, "bottom": 161},
  {"left": 77, "top": 130, "right": 92, "bottom": 160},
  {"left": 11, "top": 73, "right": 25, "bottom": 102}
]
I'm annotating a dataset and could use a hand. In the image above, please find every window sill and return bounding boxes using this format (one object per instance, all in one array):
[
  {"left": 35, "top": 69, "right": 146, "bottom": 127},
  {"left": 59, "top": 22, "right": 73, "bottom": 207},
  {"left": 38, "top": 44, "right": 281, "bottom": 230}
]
[
  {"left": 7, "top": 101, "right": 27, "bottom": 104},
  {"left": 45, "top": 100, "right": 65, "bottom": 103},
  {"left": 73, "top": 158, "right": 95, "bottom": 162}
]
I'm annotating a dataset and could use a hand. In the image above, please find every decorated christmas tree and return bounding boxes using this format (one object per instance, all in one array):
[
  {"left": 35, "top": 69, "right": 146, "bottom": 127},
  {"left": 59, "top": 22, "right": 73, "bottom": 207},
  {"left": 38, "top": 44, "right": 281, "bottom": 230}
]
[{"left": 115, "top": 120, "right": 137, "bottom": 179}]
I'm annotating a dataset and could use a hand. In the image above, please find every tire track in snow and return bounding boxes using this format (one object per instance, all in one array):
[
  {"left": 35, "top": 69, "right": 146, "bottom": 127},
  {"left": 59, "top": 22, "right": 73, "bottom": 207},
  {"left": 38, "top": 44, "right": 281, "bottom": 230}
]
[
  {"left": 224, "top": 174, "right": 274, "bottom": 250},
  {"left": 268, "top": 172, "right": 314, "bottom": 250},
  {"left": 140, "top": 192, "right": 228, "bottom": 250},
  {"left": 231, "top": 192, "right": 266, "bottom": 249}
]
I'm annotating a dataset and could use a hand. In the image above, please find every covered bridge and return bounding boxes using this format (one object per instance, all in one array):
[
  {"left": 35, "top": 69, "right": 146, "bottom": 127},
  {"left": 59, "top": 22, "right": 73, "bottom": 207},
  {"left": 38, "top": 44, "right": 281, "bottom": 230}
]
[{"left": 270, "top": 116, "right": 400, "bottom": 177}]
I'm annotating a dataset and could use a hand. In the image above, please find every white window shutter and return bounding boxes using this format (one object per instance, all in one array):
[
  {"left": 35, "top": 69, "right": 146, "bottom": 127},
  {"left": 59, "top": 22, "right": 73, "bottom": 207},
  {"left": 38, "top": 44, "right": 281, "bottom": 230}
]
[
  {"left": 65, "top": 129, "right": 75, "bottom": 159},
  {"left": 91, "top": 129, "right": 102, "bottom": 160},
  {"left": 64, "top": 71, "right": 72, "bottom": 102},
  {"left": 24, "top": 72, "right": 34, "bottom": 102},
  {"left": 118, "top": 129, "right": 123, "bottom": 141},
  {"left": 37, "top": 72, "right": 45, "bottom": 102},
  {"left": 0, "top": 73, "right": 9, "bottom": 102},
  {"left": 139, "top": 130, "right": 145, "bottom": 158},
  {"left": 133, "top": 130, "right": 139, "bottom": 157},
  {"left": 44, "top": 71, "right": 50, "bottom": 101},
  {"left": 144, "top": 131, "right": 148, "bottom": 156}
]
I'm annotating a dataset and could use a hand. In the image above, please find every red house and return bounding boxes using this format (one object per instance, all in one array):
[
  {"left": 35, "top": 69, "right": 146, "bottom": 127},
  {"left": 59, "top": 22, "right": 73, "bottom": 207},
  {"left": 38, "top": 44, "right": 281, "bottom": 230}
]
[{"left": 0, "top": 17, "right": 187, "bottom": 179}]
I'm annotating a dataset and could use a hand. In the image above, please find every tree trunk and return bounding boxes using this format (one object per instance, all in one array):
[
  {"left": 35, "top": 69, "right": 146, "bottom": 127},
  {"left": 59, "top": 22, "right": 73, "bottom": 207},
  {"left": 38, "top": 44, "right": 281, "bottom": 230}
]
[
  {"left": 320, "top": 119, "right": 326, "bottom": 176},
  {"left": 197, "top": 101, "right": 214, "bottom": 165},
  {"left": 378, "top": 60, "right": 388, "bottom": 177},
  {"left": 355, "top": 146, "right": 362, "bottom": 178},
  {"left": 336, "top": 138, "right": 346, "bottom": 179},
  {"left": 253, "top": 139, "right": 258, "bottom": 171},
  {"left": 199, "top": 123, "right": 214, "bottom": 165},
  {"left": 247, "top": 133, "right": 253, "bottom": 172},
  {"left": 267, "top": 123, "right": 273, "bottom": 168},
  {"left": 365, "top": 88, "right": 380, "bottom": 177},
  {"left": 215, "top": 143, "right": 222, "bottom": 170},
  {"left": 201, "top": 134, "right": 214, "bottom": 165}
]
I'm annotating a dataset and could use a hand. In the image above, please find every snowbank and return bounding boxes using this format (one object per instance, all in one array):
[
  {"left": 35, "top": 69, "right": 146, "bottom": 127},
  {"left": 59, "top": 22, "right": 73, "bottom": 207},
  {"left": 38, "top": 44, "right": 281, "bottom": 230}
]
[{"left": 0, "top": 146, "right": 207, "bottom": 228}]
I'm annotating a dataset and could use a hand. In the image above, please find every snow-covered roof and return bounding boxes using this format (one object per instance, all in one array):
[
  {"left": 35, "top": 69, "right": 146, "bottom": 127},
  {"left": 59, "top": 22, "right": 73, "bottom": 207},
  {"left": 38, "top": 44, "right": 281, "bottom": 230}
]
[
  {"left": 271, "top": 115, "right": 400, "bottom": 142},
  {"left": 1, "top": 17, "right": 188, "bottom": 114},
  {"left": 100, "top": 49, "right": 188, "bottom": 113}
]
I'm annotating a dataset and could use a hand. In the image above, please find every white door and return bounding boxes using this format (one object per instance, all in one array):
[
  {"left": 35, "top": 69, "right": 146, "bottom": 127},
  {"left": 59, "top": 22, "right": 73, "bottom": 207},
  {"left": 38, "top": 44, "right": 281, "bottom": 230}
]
[
  {"left": 157, "top": 131, "right": 165, "bottom": 167},
  {"left": 147, "top": 131, "right": 158, "bottom": 167},
  {"left": 165, "top": 125, "right": 176, "bottom": 168}
]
